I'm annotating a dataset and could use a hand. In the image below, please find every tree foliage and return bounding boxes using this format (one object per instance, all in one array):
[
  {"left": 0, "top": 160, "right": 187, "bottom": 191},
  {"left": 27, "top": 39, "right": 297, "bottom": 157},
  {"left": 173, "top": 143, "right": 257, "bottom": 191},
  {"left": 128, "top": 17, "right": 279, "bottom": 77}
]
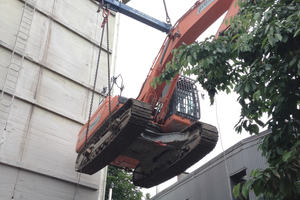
[
  {"left": 105, "top": 166, "right": 143, "bottom": 200},
  {"left": 145, "top": 193, "right": 151, "bottom": 200},
  {"left": 154, "top": 0, "right": 300, "bottom": 199}
]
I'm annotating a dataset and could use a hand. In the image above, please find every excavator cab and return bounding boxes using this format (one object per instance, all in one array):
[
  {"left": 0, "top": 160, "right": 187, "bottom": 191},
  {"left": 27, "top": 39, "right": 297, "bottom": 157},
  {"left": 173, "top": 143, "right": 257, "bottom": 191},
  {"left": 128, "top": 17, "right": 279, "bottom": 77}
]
[
  {"left": 157, "top": 75, "right": 201, "bottom": 133},
  {"left": 164, "top": 75, "right": 200, "bottom": 122}
]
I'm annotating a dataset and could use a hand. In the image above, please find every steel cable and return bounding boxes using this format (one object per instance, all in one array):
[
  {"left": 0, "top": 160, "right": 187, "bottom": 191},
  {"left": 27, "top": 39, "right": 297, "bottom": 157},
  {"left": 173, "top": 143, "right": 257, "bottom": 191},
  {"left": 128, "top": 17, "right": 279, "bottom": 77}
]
[
  {"left": 163, "top": 0, "right": 171, "bottom": 25},
  {"left": 106, "top": 8, "right": 112, "bottom": 126},
  {"left": 73, "top": 8, "right": 108, "bottom": 200}
]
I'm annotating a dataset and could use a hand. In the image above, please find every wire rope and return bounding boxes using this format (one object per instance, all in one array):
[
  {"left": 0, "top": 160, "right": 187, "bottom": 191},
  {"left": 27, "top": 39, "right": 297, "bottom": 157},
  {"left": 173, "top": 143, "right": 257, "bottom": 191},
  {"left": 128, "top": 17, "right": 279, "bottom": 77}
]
[
  {"left": 73, "top": 7, "right": 109, "bottom": 200},
  {"left": 162, "top": 0, "right": 171, "bottom": 25},
  {"left": 106, "top": 9, "right": 112, "bottom": 126}
]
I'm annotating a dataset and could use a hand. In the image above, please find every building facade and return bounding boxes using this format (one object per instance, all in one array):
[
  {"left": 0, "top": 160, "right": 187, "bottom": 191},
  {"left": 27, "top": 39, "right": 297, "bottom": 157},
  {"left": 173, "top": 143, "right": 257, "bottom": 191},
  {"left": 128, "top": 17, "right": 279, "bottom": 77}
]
[
  {"left": 151, "top": 130, "right": 271, "bottom": 200},
  {"left": 0, "top": 0, "right": 120, "bottom": 199}
]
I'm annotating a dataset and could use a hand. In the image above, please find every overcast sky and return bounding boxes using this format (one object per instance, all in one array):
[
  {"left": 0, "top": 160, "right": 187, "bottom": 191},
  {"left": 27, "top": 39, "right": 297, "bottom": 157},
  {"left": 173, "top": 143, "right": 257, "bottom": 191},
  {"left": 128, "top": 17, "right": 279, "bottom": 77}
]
[{"left": 112, "top": 0, "right": 258, "bottom": 197}]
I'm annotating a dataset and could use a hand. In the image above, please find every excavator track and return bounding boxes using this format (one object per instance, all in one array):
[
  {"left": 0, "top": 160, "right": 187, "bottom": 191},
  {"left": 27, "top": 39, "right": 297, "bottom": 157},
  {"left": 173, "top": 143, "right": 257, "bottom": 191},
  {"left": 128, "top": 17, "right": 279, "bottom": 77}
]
[
  {"left": 75, "top": 99, "right": 152, "bottom": 174},
  {"left": 132, "top": 122, "right": 218, "bottom": 188}
]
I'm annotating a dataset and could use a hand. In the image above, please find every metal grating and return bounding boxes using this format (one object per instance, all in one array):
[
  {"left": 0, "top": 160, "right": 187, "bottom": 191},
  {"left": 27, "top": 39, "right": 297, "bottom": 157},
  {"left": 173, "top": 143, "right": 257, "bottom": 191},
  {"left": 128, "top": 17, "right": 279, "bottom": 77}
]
[{"left": 172, "top": 76, "right": 200, "bottom": 121}]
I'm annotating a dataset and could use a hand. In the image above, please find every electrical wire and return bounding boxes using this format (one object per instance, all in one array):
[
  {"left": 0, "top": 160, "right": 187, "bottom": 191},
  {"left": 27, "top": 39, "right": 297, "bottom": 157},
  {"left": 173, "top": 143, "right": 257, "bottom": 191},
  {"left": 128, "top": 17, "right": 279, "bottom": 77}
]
[{"left": 215, "top": 96, "right": 233, "bottom": 200}]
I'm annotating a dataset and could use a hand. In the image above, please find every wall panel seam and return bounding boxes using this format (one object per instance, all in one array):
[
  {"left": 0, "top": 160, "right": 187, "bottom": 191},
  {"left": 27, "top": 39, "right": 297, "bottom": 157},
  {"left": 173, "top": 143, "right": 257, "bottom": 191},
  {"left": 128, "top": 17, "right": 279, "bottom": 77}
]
[
  {"left": 17, "top": 0, "right": 114, "bottom": 53},
  {"left": 0, "top": 41, "right": 104, "bottom": 96},
  {"left": 0, "top": 157, "right": 99, "bottom": 189}
]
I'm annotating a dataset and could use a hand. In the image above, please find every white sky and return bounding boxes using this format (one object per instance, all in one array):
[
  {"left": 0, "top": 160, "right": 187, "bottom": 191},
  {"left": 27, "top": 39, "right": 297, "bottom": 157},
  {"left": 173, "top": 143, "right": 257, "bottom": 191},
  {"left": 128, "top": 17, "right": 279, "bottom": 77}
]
[{"left": 112, "top": 0, "right": 257, "bottom": 198}]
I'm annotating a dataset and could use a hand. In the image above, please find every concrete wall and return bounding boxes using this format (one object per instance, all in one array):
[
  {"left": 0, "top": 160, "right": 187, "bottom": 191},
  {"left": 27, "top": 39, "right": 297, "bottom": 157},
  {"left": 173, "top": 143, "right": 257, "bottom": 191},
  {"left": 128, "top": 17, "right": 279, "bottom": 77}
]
[{"left": 0, "top": 0, "right": 117, "bottom": 199}]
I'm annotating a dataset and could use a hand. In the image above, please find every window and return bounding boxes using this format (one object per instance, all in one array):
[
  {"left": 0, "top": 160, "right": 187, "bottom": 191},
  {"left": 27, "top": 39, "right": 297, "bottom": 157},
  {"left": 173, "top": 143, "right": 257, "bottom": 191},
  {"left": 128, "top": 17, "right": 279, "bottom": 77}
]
[{"left": 230, "top": 168, "right": 248, "bottom": 200}]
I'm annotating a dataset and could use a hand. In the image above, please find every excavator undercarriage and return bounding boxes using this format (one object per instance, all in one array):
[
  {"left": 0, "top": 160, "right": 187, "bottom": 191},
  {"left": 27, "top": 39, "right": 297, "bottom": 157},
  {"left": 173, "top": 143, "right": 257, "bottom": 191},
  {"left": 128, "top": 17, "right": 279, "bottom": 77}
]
[{"left": 131, "top": 121, "right": 218, "bottom": 188}]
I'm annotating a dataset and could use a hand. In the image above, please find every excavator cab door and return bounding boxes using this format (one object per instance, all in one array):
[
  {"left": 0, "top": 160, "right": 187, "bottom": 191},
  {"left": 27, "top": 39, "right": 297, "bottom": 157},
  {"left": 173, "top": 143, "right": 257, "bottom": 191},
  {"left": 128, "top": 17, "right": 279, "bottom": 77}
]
[
  {"left": 159, "top": 76, "right": 201, "bottom": 132},
  {"left": 166, "top": 76, "right": 201, "bottom": 121}
]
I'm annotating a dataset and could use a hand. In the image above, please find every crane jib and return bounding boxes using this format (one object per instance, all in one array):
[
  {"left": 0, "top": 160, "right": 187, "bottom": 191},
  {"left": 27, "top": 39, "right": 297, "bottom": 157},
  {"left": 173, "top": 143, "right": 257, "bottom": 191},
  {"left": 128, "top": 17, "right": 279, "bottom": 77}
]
[{"left": 97, "top": 0, "right": 171, "bottom": 33}]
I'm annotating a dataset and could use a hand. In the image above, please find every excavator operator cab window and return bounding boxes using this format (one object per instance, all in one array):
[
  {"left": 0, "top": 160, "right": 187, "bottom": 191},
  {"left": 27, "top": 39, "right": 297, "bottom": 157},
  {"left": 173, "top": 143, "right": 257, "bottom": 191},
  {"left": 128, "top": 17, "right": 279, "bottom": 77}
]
[
  {"left": 162, "top": 76, "right": 201, "bottom": 121},
  {"left": 177, "top": 89, "right": 196, "bottom": 116}
]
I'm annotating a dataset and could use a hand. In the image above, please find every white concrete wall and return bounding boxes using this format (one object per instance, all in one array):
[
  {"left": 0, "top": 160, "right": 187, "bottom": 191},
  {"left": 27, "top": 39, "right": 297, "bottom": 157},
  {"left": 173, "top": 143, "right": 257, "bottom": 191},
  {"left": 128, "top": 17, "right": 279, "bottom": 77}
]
[{"left": 0, "top": 0, "right": 117, "bottom": 199}]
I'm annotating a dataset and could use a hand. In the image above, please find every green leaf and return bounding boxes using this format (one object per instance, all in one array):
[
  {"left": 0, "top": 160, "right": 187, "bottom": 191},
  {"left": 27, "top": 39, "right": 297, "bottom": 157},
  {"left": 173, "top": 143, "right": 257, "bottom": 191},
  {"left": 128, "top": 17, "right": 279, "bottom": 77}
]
[
  {"left": 171, "top": 61, "right": 176, "bottom": 69},
  {"left": 250, "top": 81, "right": 257, "bottom": 90},
  {"left": 153, "top": 82, "right": 157, "bottom": 90},
  {"left": 265, "top": 64, "right": 271, "bottom": 71},
  {"left": 231, "top": 34, "right": 241, "bottom": 42},
  {"left": 283, "top": 151, "right": 292, "bottom": 162},
  {"left": 242, "top": 183, "right": 250, "bottom": 198},
  {"left": 250, "top": 124, "right": 259, "bottom": 134},
  {"left": 233, "top": 183, "right": 241, "bottom": 199},
  {"left": 268, "top": 35, "right": 274, "bottom": 46},
  {"left": 253, "top": 12, "right": 261, "bottom": 20},
  {"left": 253, "top": 90, "right": 261, "bottom": 101},
  {"left": 275, "top": 33, "right": 282, "bottom": 41},
  {"left": 255, "top": 118, "right": 264, "bottom": 126},
  {"left": 276, "top": 146, "right": 284, "bottom": 155},
  {"left": 187, "top": 55, "right": 192, "bottom": 64},
  {"left": 289, "top": 57, "right": 297, "bottom": 66},
  {"left": 172, "top": 48, "right": 178, "bottom": 55},
  {"left": 250, "top": 169, "right": 260, "bottom": 177},
  {"left": 261, "top": 37, "right": 268, "bottom": 48},
  {"left": 226, "top": 87, "right": 231, "bottom": 94},
  {"left": 294, "top": 28, "right": 300, "bottom": 37},
  {"left": 265, "top": 24, "right": 270, "bottom": 34},
  {"left": 291, "top": 140, "right": 300, "bottom": 149},
  {"left": 253, "top": 180, "right": 264, "bottom": 196},
  {"left": 272, "top": 170, "right": 280, "bottom": 178},
  {"left": 244, "top": 82, "right": 250, "bottom": 93},
  {"left": 193, "top": 52, "right": 197, "bottom": 60},
  {"left": 282, "top": 34, "right": 289, "bottom": 43},
  {"left": 286, "top": 5, "right": 295, "bottom": 10}
]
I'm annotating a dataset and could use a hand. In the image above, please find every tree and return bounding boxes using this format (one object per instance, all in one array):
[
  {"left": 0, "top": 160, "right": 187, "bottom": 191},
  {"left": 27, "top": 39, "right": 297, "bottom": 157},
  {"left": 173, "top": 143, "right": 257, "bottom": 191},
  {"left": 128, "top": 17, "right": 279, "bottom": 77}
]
[
  {"left": 145, "top": 193, "right": 151, "bottom": 200},
  {"left": 105, "top": 166, "right": 143, "bottom": 200},
  {"left": 154, "top": 0, "right": 300, "bottom": 199}
]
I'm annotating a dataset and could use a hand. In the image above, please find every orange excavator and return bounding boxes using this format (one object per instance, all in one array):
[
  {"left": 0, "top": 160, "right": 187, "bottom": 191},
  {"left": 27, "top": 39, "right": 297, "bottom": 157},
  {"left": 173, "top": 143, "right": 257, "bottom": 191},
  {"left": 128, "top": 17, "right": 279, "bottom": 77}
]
[{"left": 75, "top": 0, "right": 240, "bottom": 188}]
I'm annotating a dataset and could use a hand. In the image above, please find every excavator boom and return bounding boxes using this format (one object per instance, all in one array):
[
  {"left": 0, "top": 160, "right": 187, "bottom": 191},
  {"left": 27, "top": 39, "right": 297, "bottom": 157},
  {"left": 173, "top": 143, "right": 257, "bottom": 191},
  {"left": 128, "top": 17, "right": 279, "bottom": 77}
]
[{"left": 138, "top": 0, "right": 238, "bottom": 119}]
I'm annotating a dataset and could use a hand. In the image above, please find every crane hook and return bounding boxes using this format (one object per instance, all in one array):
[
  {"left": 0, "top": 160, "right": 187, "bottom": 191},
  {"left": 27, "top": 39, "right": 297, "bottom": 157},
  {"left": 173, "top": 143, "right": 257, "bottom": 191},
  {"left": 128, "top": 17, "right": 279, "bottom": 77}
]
[{"left": 101, "top": 8, "right": 110, "bottom": 28}]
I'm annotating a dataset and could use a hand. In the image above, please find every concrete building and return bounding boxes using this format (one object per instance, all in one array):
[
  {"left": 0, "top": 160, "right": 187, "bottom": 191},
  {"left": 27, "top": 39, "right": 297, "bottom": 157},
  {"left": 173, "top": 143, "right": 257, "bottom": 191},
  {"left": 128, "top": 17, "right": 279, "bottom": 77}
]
[
  {"left": 150, "top": 130, "right": 271, "bottom": 200},
  {"left": 0, "top": 0, "right": 124, "bottom": 199}
]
